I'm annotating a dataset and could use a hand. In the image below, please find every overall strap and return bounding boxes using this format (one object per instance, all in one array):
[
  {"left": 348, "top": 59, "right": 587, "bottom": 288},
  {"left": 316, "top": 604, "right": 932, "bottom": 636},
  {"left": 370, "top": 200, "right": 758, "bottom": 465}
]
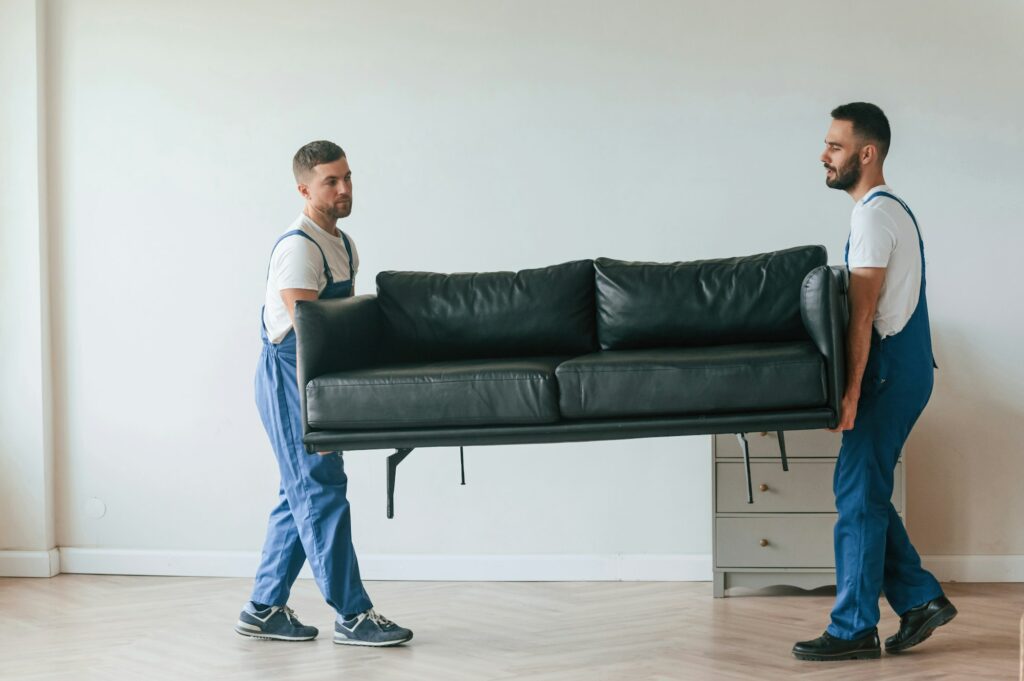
[
  {"left": 339, "top": 230, "right": 355, "bottom": 280},
  {"left": 266, "top": 229, "right": 333, "bottom": 284},
  {"left": 862, "top": 191, "right": 920, "bottom": 236},
  {"left": 862, "top": 191, "right": 935, "bottom": 368},
  {"left": 862, "top": 191, "right": 926, "bottom": 280}
]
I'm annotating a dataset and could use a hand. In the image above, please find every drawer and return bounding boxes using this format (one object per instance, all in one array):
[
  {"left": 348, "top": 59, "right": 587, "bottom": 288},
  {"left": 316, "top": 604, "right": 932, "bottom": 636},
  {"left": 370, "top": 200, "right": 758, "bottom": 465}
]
[
  {"left": 716, "top": 516, "right": 836, "bottom": 568},
  {"left": 716, "top": 461, "right": 902, "bottom": 513},
  {"left": 714, "top": 430, "right": 841, "bottom": 459}
]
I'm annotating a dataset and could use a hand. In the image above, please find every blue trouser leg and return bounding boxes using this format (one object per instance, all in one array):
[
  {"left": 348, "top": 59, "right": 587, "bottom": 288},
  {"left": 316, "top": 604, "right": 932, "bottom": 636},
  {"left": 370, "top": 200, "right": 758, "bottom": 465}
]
[
  {"left": 251, "top": 486, "right": 307, "bottom": 605},
  {"left": 250, "top": 335, "right": 373, "bottom": 616},
  {"left": 828, "top": 374, "right": 942, "bottom": 639},
  {"left": 882, "top": 502, "right": 941, "bottom": 615}
]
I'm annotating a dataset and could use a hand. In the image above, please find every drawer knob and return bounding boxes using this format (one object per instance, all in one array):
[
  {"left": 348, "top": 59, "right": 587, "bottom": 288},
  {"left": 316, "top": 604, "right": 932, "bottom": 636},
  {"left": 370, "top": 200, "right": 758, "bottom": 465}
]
[
  {"left": 759, "top": 539, "right": 770, "bottom": 547},
  {"left": 759, "top": 483, "right": 769, "bottom": 492}
]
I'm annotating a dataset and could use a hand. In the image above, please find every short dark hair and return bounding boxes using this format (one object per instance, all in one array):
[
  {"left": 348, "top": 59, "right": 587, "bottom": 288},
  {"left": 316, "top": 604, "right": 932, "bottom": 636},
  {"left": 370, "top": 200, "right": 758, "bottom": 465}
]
[
  {"left": 831, "top": 102, "right": 891, "bottom": 160},
  {"left": 293, "top": 140, "right": 345, "bottom": 182}
]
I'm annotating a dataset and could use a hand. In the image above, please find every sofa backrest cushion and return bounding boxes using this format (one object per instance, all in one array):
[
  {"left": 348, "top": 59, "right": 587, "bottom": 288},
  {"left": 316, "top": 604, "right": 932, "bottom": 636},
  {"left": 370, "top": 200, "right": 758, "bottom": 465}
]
[
  {"left": 377, "top": 260, "right": 597, "bottom": 361},
  {"left": 594, "top": 245, "right": 827, "bottom": 350}
]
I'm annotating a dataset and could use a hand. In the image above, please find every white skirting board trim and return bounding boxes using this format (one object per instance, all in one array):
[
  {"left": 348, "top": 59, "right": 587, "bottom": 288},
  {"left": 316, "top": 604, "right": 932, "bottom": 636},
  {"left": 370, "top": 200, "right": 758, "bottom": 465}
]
[
  {"left": 362, "top": 553, "right": 713, "bottom": 581},
  {"left": 56, "top": 549, "right": 712, "bottom": 581},
  {"left": 922, "top": 555, "right": 1024, "bottom": 583},
  {"left": 14, "top": 550, "right": 1024, "bottom": 582},
  {"left": 59, "top": 548, "right": 273, "bottom": 579},
  {"left": 0, "top": 549, "right": 60, "bottom": 577}
]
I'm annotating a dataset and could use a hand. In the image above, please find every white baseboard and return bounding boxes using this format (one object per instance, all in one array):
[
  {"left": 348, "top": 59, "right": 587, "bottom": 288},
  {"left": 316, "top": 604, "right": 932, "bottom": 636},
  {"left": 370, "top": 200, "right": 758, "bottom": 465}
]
[
  {"left": 0, "top": 548, "right": 60, "bottom": 577},
  {"left": 922, "top": 555, "right": 1024, "bottom": 583},
  {"left": 361, "top": 553, "right": 713, "bottom": 581},
  {"left": 59, "top": 548, "right": 271, "bottom": 578},
  {"left": 58, "top": 548, "right": 711, "bottom": 581},
  {"left": 39, "top": 549, "right": 1024, "bottom": 583}
]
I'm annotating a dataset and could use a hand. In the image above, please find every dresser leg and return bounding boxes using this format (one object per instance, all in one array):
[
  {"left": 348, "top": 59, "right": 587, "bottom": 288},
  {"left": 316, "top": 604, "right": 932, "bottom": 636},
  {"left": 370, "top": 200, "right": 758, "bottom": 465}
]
[{"left": 713, "top": 572, "right": 726, "bottom": 598}]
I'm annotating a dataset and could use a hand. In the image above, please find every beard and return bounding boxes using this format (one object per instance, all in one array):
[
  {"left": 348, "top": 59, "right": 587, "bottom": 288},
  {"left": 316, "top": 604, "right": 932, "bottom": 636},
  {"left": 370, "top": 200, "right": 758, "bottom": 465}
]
[
  {"left": 319, "top": 199, "right": 352, "bottom": 220},
  {"left": 825, "top": 155, "right": 861, "bottom": 190}
]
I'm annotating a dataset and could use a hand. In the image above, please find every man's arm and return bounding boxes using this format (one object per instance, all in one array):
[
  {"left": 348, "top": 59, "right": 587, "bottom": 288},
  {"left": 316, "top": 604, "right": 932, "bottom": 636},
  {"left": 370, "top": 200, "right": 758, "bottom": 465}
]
[
  {"left": 830, "top": 267, "right": 886, "bottom": 432},
  {"left": 281, "top": 288, "right": 319, "bottom": 324},
  {"left": 281, "top": 288, "right": 331, "bottom": 453}
]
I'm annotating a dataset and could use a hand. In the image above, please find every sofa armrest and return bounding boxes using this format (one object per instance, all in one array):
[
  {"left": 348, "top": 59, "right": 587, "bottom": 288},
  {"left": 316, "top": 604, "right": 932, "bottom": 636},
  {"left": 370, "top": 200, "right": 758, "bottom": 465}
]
[
  {"left": 294, "top": 294, "right": 384, "bottom": 441},
  {"left": 800, "top": 265, "right": 848, "bottom": 428}
]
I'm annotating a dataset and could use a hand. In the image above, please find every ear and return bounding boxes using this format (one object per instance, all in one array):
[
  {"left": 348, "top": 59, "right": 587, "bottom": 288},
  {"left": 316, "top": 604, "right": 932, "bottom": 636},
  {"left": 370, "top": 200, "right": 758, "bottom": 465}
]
[
  {"left": 860, "top": 144, "right": 877, "bottom": 165},
  {"left": 296, "top": 183, "right": 310, "bottom": 200}
]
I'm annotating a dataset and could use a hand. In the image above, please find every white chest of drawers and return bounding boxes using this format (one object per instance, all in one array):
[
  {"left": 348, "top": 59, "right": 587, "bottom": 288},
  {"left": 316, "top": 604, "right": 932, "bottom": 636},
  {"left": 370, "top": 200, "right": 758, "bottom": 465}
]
[{"left": 712, "top": 430, "right": 905, "bottom": 597}]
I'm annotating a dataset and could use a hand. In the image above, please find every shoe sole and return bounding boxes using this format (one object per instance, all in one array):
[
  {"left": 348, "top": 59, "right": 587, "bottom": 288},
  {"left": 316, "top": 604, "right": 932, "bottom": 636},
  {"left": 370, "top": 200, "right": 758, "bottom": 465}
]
[
  {"left": 885, "top": 604, "right": 958, "bottom": 653},
  {"left": 234, "top": 621, "right": 317, "bottom": 641},
  {"left": 333, "top": 633, "right": 414, "bottom": 647},
  {"left": 793, "top": 648, "right": 881, "bottom": 661}
]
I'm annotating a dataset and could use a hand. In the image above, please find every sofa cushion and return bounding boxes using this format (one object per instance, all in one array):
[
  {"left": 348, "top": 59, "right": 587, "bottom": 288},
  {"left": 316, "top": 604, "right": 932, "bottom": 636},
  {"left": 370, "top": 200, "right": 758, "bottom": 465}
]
[
  {"left": 594, "top": 245, "right": 827, "bottom": 351},
  {"left": 555, "top": 342, "right": 827, "bottom": 419},
  {"left": 307, "top": 357, "right": 566, "bottom": 429},
  {"left": 377, "top": 260, "right": 596, "bottom": 362}
]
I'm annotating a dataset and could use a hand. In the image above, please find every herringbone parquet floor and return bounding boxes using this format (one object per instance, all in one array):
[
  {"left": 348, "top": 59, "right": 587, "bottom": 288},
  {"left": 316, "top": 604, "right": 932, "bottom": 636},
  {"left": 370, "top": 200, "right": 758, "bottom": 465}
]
[{"left": 0, "top": 577, "right": 1019, "bottom": 680}]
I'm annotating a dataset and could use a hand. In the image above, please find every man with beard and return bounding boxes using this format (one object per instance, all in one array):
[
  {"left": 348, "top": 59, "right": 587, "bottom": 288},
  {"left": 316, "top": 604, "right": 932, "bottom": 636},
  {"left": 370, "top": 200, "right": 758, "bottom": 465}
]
[
  {"left": 792, "top": 104, "right": 956, "bottom": 661},
  {"left": 235, "top": 141, "right": 413, "bottom": 647}
]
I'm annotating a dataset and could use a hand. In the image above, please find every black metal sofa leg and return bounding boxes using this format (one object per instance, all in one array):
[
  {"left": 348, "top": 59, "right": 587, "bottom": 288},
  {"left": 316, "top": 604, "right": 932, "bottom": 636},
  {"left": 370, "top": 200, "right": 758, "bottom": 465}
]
[
  {"left": 736, "top": 433, "right": 753, "bottom": 504},
  {"left": 386, "top": 448, "right": 414, "bottom": 519},
  {"left": 777, "top": 430, "right": 789, "bottom": 471},
  {"left": 736, "top": 431, "right": 789, "bottom": 505}
]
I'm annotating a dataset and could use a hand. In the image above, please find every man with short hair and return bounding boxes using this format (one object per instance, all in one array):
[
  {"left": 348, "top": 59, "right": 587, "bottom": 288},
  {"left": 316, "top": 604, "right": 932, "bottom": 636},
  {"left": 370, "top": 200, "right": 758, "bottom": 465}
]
[
  {"left": 234, "top": 141, "right": 413, "bottom": 647},
  {"left": 792, "top": 103, "right": 956, "bottom": 661}
]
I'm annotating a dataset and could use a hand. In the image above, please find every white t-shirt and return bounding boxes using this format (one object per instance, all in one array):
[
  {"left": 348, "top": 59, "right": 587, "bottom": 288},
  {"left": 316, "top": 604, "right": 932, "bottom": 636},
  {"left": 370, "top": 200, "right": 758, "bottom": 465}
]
[
  {"left": 262, "top": 214, "right": 360, "bottom": 344},
  {"left": 846, "top": 184, "right": 923, "bottom": 339}
]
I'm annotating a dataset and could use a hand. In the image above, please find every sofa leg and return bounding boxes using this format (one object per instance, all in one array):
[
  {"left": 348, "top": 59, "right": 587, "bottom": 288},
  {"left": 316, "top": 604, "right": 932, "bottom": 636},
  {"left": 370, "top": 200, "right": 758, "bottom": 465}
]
[
  {"left": 777, "top": 430, "right": 789, "bottom": 471},
  {"left": 459, "top": 446, "right": 466, "bottom": 485},
  {"left": 736, "top": 433, "right": 753, "bottom": 504},
  {"left": 387, "top": 448, "right": 414, "bottom": 519}
]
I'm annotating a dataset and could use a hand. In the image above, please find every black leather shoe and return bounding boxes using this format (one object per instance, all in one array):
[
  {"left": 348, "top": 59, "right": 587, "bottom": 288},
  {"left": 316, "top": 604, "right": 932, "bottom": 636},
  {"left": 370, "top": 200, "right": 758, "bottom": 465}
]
[
  {"left": 885, "top": 595, "right": 957, "bottom": 653},
  {"left": 792, "top": 630, "right": 881, "bottom": 661}
]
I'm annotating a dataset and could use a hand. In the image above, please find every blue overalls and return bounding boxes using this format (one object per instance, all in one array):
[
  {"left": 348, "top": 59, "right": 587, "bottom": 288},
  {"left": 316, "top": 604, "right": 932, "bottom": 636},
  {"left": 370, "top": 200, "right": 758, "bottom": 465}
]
[
  {"left": 250, "top": 228, "right": 373, "bottom": 617},
  {"left": 828, "top": 191, "right": 944, "bottom": 640}
]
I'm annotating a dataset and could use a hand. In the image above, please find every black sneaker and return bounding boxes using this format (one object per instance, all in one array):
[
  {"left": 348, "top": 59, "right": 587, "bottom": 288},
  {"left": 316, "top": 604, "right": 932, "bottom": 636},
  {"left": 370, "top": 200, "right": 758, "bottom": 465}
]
[
  {"left": 333, "top": 609, "right": 413, "bottom": 647},
  {"left": 885, "top": 595, "right": 958, "bottom": 653},
  {"left": 235, "top": 603, "right": 319, "bottom": 641},
  {"left": 792, "top": 629, "right": 881, "bottom": 661}
]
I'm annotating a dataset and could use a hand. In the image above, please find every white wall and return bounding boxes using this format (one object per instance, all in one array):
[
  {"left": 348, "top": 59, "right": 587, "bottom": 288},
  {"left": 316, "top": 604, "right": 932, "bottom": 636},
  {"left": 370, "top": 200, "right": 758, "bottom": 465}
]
[
  {"left": 4, "top": 0, "right": 1020, "bottom": 577},
  {"left": 0, "top": 0, "right": 58, "bottom": 577}
]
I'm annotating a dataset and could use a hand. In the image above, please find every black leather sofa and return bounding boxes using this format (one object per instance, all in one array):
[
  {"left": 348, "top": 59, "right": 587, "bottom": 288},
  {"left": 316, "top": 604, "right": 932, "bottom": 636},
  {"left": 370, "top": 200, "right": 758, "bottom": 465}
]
[{"left": 294, "top": 246, "right": 848, "bottom": 517}]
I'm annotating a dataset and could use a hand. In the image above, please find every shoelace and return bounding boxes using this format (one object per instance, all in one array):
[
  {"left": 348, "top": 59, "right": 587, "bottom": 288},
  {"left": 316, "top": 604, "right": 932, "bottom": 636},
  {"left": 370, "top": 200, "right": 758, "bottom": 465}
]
[
  {"left": 365, "top": 609, "right": 396, "bottom": 629},
  {"left": 279, "top": 605, "right": 298, "bottom": 625}
]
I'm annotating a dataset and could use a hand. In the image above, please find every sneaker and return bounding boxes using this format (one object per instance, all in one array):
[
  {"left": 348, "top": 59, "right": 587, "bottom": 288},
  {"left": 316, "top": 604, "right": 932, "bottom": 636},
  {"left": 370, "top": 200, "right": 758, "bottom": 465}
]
[
  {"left": 235, "top": 603, "right": 319, "bottom": 641},
  {"left": 333, "top": 609, "right": 413, "bottom": 647}
]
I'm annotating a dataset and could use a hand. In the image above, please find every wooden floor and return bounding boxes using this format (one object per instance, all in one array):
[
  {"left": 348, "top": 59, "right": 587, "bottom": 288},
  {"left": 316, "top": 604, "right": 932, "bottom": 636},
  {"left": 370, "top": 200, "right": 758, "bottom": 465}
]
[{"left": 0, "top": 577, "right": 1019, "bottom": 680}]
